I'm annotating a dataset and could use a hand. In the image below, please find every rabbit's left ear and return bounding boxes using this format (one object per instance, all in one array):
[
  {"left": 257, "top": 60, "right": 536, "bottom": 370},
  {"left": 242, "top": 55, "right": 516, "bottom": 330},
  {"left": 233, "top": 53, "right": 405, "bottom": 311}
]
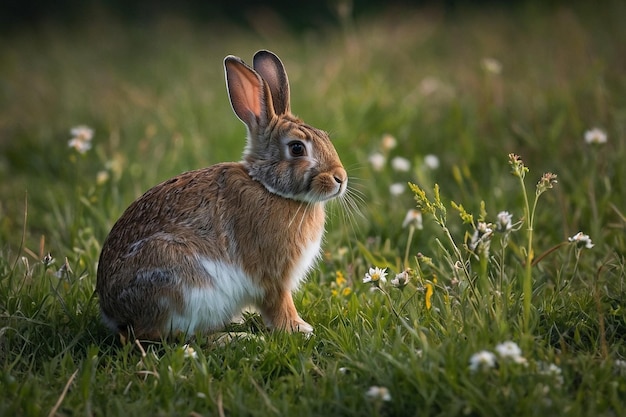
[
  {"left": 253, "top": 50, "right": 291, "bottom": 116},
  {"left": 224, "top": 55, "right": 275, "bottom": 130}
]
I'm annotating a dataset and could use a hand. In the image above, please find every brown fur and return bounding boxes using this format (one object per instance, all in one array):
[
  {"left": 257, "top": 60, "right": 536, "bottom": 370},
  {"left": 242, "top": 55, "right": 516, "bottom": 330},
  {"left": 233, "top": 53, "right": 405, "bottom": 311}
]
[{"left": 96, "top": 50, "right": 346, "bottom": 340}]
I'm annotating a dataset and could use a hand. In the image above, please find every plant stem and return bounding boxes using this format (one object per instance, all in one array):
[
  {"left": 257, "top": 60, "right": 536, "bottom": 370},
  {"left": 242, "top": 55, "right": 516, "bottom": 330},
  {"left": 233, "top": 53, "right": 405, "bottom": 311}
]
[
  {"left": 379, "top": 287, "right": 403, "bottom": 320},
  {"left": 478, "top": 252, "right": 489, "bottom": 297},
  {"left": 531, "top": 241, "right": 569, "bottom": 267},
  {"left": 519, "top": 177, "right": 534, "bottom": 335},
  {"left": 594, "top": 263, "right": 609, "bottom": 359},
  {"left": 523, "top": 226, "right": 533, "bottom": 333},
  {"left": 404, "top": 225, "right": 415, "bottom": 270}
]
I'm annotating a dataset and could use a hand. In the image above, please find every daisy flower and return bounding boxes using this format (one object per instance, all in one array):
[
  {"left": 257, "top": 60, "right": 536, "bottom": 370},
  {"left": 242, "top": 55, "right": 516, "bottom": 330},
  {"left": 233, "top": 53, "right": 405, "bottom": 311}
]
[{"left": 363, "top": 267, "right": 388, "bottom": 286}]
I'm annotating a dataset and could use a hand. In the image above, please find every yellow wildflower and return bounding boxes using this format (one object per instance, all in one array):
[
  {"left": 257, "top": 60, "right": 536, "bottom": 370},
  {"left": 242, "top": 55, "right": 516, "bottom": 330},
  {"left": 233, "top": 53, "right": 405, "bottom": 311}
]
[
  {"left": 425, "top": 283, "right": 434, "bottom": 310},
  {"left": 336, "top": 271, "right": 346, "bottom": 286}
]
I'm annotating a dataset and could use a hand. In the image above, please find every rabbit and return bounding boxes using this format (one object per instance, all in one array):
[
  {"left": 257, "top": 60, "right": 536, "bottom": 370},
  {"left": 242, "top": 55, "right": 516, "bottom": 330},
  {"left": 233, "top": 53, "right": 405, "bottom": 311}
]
[{"left": 96, "top": 50, "right": 347, "bottom": 341}]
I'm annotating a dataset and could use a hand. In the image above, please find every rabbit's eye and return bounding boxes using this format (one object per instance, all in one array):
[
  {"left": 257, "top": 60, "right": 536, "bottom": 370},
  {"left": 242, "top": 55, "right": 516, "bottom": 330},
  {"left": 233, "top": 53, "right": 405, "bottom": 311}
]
[{"left": 288, "top": 141, "right": 306, "bottom": 157}]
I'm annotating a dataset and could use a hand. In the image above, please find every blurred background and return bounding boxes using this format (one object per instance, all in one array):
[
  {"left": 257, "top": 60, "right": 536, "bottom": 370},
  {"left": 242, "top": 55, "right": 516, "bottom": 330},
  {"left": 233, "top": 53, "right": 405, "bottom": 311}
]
[
  {"left": 1, "top": 0, "right": 544, "bottom": 32},
  {"left": 0, "top": 0, "right": 624, "bottom": 260}
]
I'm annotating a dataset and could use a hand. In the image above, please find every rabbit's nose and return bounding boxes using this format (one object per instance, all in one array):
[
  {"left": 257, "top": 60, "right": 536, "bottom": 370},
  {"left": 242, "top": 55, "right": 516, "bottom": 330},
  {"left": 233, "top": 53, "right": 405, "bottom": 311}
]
[{"left": 333, "top": 167, "right": 348, "bottom": 185}]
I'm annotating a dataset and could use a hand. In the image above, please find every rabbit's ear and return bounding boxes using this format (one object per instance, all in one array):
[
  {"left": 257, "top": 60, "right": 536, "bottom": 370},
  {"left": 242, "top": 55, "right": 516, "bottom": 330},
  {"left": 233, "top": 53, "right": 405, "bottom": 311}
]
[
  {"left": 224, "top": 55, "right": 274, "bottom": 129},
  {"left": 253, "top": 50, "right": 291, "bottom": 116}
]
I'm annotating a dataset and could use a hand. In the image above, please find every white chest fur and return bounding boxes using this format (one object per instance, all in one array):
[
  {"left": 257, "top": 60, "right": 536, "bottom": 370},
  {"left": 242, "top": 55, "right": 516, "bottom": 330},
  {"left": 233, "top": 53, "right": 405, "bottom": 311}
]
[{"left": 289, "top": 233, "right": 323, "bottom": 291}]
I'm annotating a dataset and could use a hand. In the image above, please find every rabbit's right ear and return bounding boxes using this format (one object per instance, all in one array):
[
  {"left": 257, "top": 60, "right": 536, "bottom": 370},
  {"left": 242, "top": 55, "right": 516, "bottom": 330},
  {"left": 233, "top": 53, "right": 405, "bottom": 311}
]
[
  {"left": 224, "top": 56, "right": 275, "bottom": 130},
  {"left": 253, "top": 50, "right": 290, "bottom": 116}
]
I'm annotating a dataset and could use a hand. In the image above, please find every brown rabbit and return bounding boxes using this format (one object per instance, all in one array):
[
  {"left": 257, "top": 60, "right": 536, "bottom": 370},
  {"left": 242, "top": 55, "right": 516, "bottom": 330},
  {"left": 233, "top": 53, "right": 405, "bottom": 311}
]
[{"left": 96, "top": 50, "right": 347, "bottom": 341}]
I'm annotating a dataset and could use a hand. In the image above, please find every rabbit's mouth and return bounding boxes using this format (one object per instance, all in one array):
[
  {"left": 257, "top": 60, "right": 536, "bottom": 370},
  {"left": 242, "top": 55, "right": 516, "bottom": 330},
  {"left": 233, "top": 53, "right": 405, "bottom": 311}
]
[
  {"left": 273, "top": 184, "right": 346, "bottom": 204},
  {"left": 290, "top": 188, "right": 346, "bottom": 204},
  {"left": 309, "top": 188, "right": 346, "bottom": 203},
  {"left": 306, "top": 168, "right": 348, "bottom": 203},
  {"left": 330, "top": 179, "right": 348, "bottom": 199}
]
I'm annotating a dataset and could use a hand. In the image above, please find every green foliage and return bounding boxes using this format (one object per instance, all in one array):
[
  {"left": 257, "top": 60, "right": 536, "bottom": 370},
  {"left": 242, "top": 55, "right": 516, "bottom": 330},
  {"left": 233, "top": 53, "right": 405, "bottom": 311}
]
[{"left": 1, "top": 2, "right": 626, "bottom": 416}]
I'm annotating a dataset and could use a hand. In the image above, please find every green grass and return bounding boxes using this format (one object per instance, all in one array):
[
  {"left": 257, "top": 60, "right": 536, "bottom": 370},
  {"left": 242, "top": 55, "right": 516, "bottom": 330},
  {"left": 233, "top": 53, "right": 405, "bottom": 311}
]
[{"left": 1, "top": 2, "right": 626, "bottom": 416}]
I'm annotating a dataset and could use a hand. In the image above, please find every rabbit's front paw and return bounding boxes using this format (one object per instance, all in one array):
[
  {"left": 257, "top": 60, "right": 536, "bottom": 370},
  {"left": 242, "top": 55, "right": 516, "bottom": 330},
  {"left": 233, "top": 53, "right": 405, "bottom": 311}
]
[{"left": 261, "top": 292, "right": 313, "bottom": 334}]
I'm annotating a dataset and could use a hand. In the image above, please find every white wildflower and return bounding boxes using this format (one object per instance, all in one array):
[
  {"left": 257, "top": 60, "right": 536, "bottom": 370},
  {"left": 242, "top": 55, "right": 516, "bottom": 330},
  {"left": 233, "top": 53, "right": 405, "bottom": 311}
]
[
  {"left": 366, "top": 386, "right": 391, "bottom": 402},
  {"left": 424, "top": 154, "right": 440, "bottom": 170},
  {"left": 68, "top": 125, "right": 94, "bottom": 154},
  {"left": 182, "top": 344, "right": 198, "bottom": 359},
  {"left": 389, "top": 183, "right": 406, "bottom": 196},
  {"left": 495, "top": 341, "right": 526, "bottom": 364},
  {"left": 391, "top": 156, "right": 411, "bottom": 172},
  {"left": 495, "top": 211, "right": 513, "bottom": 233},
  {"left": 368, "top": 153, "right": 386, "bottom": 171},
  {"left": 469, "top": 222, "right": 494, "bottom": 254},
  {"left": 402, "top": 209, "right": 423, "bottom": 230},
  {"left": 584, "top": 127, "right": 607, "bottom": 145},
  {"left": 568, "top": 232, "right": 594, "bottom": 249},
  {"left": 391, "top": 270, "right": 411, "bottom": 289},
  {"left": 477, "top": 221, "right": 492, "bottom": 235},
  {"left": 363, "top": 267, "right": 388, "bottom": 285},
  {"left": 469, "top": 350, "right": 497, "bottom": 372},
  {"left": 70, "top": 125, "right": 94, "bottom": 140}
]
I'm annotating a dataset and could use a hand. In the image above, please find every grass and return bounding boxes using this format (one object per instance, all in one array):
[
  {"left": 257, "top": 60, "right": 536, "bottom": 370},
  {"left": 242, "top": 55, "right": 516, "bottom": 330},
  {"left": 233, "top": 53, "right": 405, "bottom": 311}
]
[{"left": 1, "top": 2, "right": 626, "bottom": 416}]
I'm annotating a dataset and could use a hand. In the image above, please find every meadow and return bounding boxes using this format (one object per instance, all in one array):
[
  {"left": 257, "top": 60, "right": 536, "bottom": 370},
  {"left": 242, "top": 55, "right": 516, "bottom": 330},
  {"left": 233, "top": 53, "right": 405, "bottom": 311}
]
[{"left": 1, "top": 2, "right": 625, "bottom": 416}]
